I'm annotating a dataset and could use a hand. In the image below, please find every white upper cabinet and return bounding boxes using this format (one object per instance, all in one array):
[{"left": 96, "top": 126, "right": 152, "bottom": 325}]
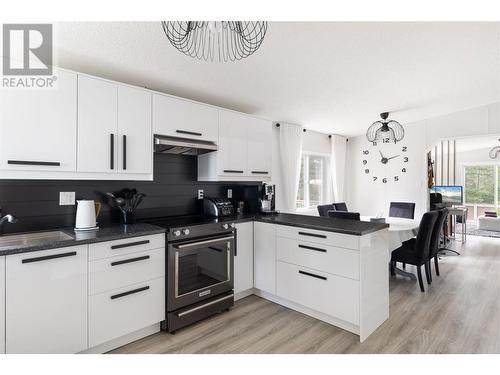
[
  {"left": 198, "top": 110, "right": 272, "bottom": 181},
  {"left": 218, "top": 110, "right": 248, "bottom": 175},
  {"left": 117, "top": 85, "right": 153, "bottom": 174},
  {"left": 246, "top": 117, "right": 272, "bottom": 177},
  {"left": 78, "top": 76, "right": 153, "bottom": 178},
  {"left": 153, "top": 93, "right": 218, "bottom": 143},
  {"left": 0, "top": 68, "right": 77, "bottom": 171},
  {"left": 78, "top": 75, "right": 118, "bottom": 173}
]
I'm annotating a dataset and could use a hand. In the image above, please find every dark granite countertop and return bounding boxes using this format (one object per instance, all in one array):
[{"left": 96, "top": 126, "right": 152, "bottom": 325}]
[{"left": 0, "top": 223, "right": 166, "bottom": 256}]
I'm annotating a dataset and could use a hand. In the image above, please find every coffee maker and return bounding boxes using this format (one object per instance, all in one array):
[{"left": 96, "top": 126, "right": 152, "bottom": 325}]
[{"left": 260, "top": 183, "right": 277, "bottom": 214}]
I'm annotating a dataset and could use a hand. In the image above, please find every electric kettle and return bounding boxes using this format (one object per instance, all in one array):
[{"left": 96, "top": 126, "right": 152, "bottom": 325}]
[{"left": 75, "top": 200, "right": 101, "bottom": 231}]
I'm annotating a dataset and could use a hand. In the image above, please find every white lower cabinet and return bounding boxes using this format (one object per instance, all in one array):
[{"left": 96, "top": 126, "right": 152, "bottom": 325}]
[
  {"left": 253, "top": 222, "right": 276, "bottom": 294},
  {"left": 276, "top": 261, "right": 360, "bottom": 325},
  {"left": 5, "top": 246, "right": 88, "bottom": 354},
  {"left": 234, "top": 222, "right": 254, "bottom": 294},
  {"left": 0, "top": 256, "right": 5, "bottom": 354},
  {"left": 89, "top": 277, "right": 165, "bottom": 348}
]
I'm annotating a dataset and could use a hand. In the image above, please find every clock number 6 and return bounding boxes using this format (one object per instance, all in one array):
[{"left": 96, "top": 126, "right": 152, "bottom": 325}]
[{"left": 382, "top": 178, "right": 387, "bottom": 183}]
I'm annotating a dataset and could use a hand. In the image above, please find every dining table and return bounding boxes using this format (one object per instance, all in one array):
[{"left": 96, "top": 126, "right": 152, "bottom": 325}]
[{"left": 361, "top": 216, "right": 420, "bottom": 280}]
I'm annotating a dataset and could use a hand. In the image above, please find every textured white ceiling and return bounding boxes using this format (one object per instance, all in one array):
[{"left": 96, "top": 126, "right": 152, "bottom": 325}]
[{"left": 53, "top": 22, "right": 500, "bottom": 136}]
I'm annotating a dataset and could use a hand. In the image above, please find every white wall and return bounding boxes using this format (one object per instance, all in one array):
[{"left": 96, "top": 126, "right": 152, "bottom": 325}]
[
  {"left": 345, "top": 101, "right": 500, "bottom": 220},
  {"left": 455, "top": 135, "right": 500, "bottom": 184}
]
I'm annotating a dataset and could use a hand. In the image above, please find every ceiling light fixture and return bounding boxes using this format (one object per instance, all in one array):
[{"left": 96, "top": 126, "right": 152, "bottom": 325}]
[
  {"left": 161, "top": 21, "right": 268, "bottom": 62},
  {"left": 489, "top": 139, "right": 500, "bottom": 159},
  {"left": 366, "top": 112, "right": 405, "bottom": 144}
]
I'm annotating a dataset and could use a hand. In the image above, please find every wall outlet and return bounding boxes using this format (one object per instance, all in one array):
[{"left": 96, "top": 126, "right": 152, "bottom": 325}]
[
  {"left": 197, "top": 189, "right": 204, "bottom": 200},
  {"left": 227, "top": 189, "right": 233, "bottom": 199},
  {"left": 59, "top": 192, "right": 76, "bottom": 206}
]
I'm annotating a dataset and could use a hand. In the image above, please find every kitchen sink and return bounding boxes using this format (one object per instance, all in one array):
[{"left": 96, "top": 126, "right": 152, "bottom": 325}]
[{"left": 0, "top": 230, "right": 74, "bottom": 250}]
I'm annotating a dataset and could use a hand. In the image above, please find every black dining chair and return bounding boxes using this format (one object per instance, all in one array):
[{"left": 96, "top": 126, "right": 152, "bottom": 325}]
[
  {"left": 428, "top": 208, "right": 449, "bottom": 280},
  {"left": 328, "top": 211, "right": 360, "bottom": 221},
  {"left": 317, "top": 204, "right": 335, "bottom": 217},
  {"left": 389, "top": 202, "right": 416, "bottom": 219},
  {"left": 391, "top": 210, "right": 438, "bottom": 292},
  {"left": 332, "top": 202, "right": 348, "bottom": 212}
]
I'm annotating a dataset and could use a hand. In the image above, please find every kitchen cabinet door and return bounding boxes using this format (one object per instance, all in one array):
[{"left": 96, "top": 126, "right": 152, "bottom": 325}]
[
  {"left": 117, "top": 85, "right": 152, "bottom": 174},
  {"left": 234, "top": 222, "right": 254, "bottom": 294},
  {"left": 218, "top": 110, "right": 248, "bottom": 176},
  {"left": 254, "top": 222, "right": 276, "bottom": 294},
  {"left": 5, "top": 246, "right": 88, "bottom": 354},
  {"left": 153, "top": 93, "right": 218, "bottom": 143},
  {"left": 246, "top": 118, "right": 272, "bottom": 178},
  {"left": 0, "top": 256, "right": 4, "bottom": 354},
  {"left": 0, "top": 68, "right": 77, "bottom": 171},
  {"left": 77, "top": 75, "right": 118, "bottom": 173}
]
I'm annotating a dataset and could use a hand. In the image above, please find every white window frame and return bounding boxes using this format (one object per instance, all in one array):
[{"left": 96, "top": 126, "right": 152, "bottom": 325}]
[
  {"left": 462, "top": 162, "right": 500, "bottom": 221},
  {"left": 296, "top": 152, "right": 330, "bottom": 211}
]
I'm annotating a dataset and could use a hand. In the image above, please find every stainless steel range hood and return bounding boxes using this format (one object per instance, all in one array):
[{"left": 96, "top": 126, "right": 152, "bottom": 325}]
[{"left": 154, "top": 134, "right": 218, "bottom": 155}]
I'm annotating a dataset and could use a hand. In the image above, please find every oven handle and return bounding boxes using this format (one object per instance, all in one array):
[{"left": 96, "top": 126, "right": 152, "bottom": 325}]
[
  {"left": 173, "top": 235, "right": 234, "bottom": 249},
  {"left": 176, "top": 293, "right": 234, "bottom": 317}
]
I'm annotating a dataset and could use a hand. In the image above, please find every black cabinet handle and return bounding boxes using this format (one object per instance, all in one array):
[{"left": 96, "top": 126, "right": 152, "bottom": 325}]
[
  {"left": 110, "top": 133, "right": 115, "bottom": 170},
  {"left": 22, "top": 251, "right": 77, "bottom": 264},
  {"left": 298, "top": 244, "right": 327, "bottom": 253},
  {"left": 176, "top": 129, "right": 202, "bottom": 137},
  {"left": 299, "top": 270, "right": 327, "bottom": 281},
  {"left": 223, "top": 170, "right": 244, "bottom": 173},
  {"left": 111, "top": 255, "right": 150, "bottom": 266},
  {"left": 251, "top": 171, "right": 269, "bottom": 174},
  {"left": 8, "top": 160, "right": 60, "bottom": 166},
  {"left": 110, "top": 286, "right": 150, "bottom": 300},
  {"left": 110, "top": 239, "right": 150, "bottom": 250},
  {"left": 298, "top": 231, "right": 327, "bottom": 239},
  {"left": 123, "top": 135, "right": 127, "bottom": 170}
]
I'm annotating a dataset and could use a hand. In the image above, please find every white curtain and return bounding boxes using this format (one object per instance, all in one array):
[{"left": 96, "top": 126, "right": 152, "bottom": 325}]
[
  {"left": 330, "top": 134, "right": 347, "bottom": 202},
  {"left": 278, "top": 123, "right": 304, "bottom": 213}
]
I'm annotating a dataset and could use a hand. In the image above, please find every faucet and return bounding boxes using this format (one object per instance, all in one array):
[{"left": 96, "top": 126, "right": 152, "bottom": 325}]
[{"left": 0, "top": 207, "right": 18, "bottom": 235}]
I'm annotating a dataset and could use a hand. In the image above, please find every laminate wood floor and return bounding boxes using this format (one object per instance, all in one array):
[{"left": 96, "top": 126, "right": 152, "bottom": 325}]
[{"left": 111, "top": 236, "right": 500, "bottom": 354}]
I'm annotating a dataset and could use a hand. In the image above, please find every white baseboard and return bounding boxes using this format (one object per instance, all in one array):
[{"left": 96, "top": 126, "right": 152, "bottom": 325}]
[
  {"left": 234, "top": 288, "right": 255, "bottom": 301},
  {"left": 80, "top": 323, "right": 161, "bottom": 354}
]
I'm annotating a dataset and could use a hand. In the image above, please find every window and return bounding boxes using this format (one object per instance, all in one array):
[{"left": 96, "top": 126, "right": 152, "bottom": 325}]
[
  {"left": 463, "top": 165, "right": 500, "bottom": 220},
  {"left": 296, "top": 153, "right": 329, "bottom": 209}
]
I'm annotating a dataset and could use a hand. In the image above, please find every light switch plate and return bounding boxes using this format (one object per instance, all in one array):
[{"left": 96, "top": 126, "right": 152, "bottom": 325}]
[
  {"left": 227, "top": 189, "right": 233, "bottom": 199},
  {"left": 59, "top": 192, "right": 76, "bottom": 206}
]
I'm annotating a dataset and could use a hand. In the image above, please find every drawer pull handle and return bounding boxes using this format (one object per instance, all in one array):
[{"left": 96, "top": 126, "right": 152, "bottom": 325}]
[
  {"left": 111, "top": 255, "right": 150, "bottom": 266},
  {"left": 110, "top": 133, "right": 115, "bottom": 170},
  {"left": 110, "top": 286, "right": 150, "bottom": 300},
  {"left": 176, "top": 129, "right": 202, "bottom": 137},
  {"left": 298, "top": 231, "right": 327, "bottom": 239},
  {"left": 299, "top": 270, "right": 327, "bottom": 281},
  {"left": 223, "top": 170, "right": 244, "bottom": 173},
  {"left": 111, "top": 239, "right": 150, "bottom": 249},
  {"left": 298, "top": 244, "right": 327, "bottom": 253},
  {"left": 8, "top": 160, "right": 60, "bottom": 166},
  {"left": 123, "top": 134, "right": 127, "bottom": 170},
  {"left": 251, "top": 171, "right": 269, "bottom": 174},
  {"left": 22, "top": 251, "right": 77, "bottom": 264}
]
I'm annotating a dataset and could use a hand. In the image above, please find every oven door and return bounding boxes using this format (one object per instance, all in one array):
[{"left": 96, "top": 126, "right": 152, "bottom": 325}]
[{"left": 168, "top": 233, "right": 234, "bottom": 311}]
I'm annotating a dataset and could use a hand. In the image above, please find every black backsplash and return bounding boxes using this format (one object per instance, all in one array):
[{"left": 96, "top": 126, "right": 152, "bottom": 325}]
[{"left": 0, "top": 153, "right": 260, "bottom": 234}]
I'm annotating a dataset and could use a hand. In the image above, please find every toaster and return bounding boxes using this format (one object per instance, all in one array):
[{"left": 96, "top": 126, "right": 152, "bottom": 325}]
[{"left": 203, "top": 197, "right": 235, "bottom": 217}]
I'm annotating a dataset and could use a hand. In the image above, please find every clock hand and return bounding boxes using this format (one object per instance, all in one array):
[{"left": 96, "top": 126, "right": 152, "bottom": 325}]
[
  {"left": 379, "top": 150, "right": 384, "bottom": 158},
  {"left": 386, "top": 155, "right": 401, "bottom": 161}
]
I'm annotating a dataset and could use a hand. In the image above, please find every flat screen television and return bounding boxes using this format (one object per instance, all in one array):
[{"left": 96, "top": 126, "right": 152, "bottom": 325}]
[{"left": 430, "top": 185, "right": 463, "bottom": 206}]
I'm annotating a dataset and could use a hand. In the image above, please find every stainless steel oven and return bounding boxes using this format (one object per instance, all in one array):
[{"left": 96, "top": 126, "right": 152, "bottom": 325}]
[{"left": 161, "top": 220, "right": 235, "bottom": 332}]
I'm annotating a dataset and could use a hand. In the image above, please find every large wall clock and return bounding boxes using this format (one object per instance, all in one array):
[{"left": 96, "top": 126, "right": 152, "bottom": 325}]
[{"left": 361, "top": 139, "right": 409, "bottom": 184}]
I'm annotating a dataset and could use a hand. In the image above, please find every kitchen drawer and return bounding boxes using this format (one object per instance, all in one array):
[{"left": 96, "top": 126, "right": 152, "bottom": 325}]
[
  {"left": 89, "top": 247, "right": 165, "bottom": 295},
  {"left": 276, "top": 261, "right": 359, "bottom": 325},
  {"left": 276, "top": 225, "right": 359, "bottom": 250},
  {"left": 89, "top": 277, "right": 165, "bottom": 347},
  {"left": 89, "top": 233, "right": 165, "bottom": 260},
  {"left": 277, "top": 237, "right": 359, "bottom": 280}
]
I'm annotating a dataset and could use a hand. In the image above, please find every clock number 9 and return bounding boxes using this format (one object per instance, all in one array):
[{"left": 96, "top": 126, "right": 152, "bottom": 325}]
[
  {"left": 363, "top": 160, "right": 367, "bottom": 165},
  {"left": 394, "top": 176, "right": 399, "bottom": 181}
]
